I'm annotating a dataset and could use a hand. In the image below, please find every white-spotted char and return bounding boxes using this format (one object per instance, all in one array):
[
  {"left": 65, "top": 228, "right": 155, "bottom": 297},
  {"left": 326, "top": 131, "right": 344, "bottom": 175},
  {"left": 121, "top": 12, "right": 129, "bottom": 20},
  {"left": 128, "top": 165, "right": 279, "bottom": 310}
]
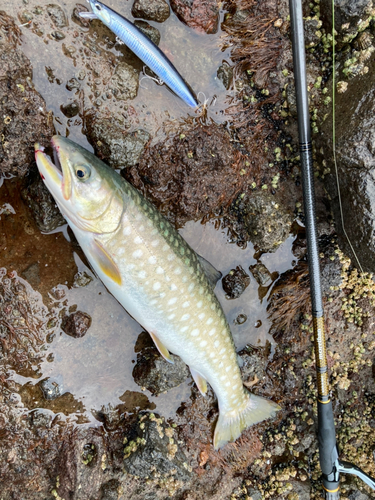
[{"left": 35, "top": 136, "right": 280, "bottom": 449}]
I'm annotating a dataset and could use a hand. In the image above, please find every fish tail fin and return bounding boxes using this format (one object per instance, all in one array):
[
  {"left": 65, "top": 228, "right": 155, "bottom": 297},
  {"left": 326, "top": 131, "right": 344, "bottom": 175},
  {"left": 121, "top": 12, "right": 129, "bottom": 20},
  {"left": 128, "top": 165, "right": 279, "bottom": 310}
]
[{"left": 214, "top": 391, "right": 280, "bottom": 450}]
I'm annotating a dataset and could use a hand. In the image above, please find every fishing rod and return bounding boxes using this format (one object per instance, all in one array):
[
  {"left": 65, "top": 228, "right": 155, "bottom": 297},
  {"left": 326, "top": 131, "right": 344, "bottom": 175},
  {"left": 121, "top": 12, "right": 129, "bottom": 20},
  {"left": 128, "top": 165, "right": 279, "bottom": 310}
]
[{"left": 288, "top": 0, "right": 375, "bottom": 498}]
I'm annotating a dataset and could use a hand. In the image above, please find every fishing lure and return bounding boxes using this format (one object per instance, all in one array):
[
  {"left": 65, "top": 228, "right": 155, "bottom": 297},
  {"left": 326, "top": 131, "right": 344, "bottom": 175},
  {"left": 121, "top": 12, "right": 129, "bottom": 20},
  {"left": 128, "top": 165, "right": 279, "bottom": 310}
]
[{"left": 80, "top": 0, "right": 198, "bottom": 108}]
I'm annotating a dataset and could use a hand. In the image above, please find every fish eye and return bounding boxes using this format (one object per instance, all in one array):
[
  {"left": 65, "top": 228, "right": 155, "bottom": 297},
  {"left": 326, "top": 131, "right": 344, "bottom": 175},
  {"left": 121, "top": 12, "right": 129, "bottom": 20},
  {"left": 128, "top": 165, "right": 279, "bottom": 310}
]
[{"left": 75, "top": 165, "right": 91, "bottom": 180}]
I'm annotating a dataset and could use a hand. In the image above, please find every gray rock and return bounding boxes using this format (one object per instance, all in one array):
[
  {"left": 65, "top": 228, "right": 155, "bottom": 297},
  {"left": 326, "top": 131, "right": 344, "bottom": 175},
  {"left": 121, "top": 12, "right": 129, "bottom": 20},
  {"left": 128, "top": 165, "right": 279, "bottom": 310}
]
[
  {"left": 288, "top": 480, "right": 311, "bottom": 500},
  {"left": 222, "top": 266, "right": 250, "bottom": 299},
  {"left": 133, "top": 345, "right": 189, "bottom": 395},
  {"left": 22, "top": 176, "right": 65, "bottom": 232},
  {"left": 132, "top": 0, "right": 170, "bottom": 23},
  {"left": 316, "top": 60, "right": 375, "bottom": 272},
  {"left": 100, "top": 480, "right": 121, "bottom": 500},
  {"left": 320, "top": 0, "right": 375, "bottom": 46},
  {"left": 124, "top": 414, "right": 192, "bottom": 481},
  {"left": 46, "top": 4, "right": 68, "bottom": 28},
  {"left": 217, "top": 61, "right": 233, "bottom": 90},
  {"left": 304, "top": 17, "right": 322, "bottom": 48},
  {"left": 73, "top": 271, "right": 93, "bottom": 288},
  {"left": 39, "top": 377, "right": 63, "bottom": 400},
  {"left": 111, "top": 61, "right": 139, "bottom": 101},
  {"left": 246, "top": 488, "right": 262, "bottom": 500},
  {"left": 348, "top": 489, "right": 372, "bottom": 500},
  {"left": 242, "top": 191, "right": 293, "bottom": 252},
  {"left": 86, "top": 117, "right": 150, "bottom": 169},
  {"left": 134, "top": 20, "right": 161, "bottom": 45}
]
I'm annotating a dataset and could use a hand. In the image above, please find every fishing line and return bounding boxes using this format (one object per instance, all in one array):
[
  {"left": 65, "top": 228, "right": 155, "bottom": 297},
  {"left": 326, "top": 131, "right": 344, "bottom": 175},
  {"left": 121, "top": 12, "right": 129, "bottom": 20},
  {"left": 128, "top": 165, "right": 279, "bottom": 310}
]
[{"left": 330, "top": 0, "right": 363, "bottom": 272}]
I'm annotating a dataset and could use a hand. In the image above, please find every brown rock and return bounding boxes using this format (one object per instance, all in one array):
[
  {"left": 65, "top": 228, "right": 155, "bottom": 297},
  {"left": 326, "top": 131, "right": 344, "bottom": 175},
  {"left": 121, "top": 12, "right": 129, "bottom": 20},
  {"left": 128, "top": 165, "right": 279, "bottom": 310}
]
[
  {"left": 170, "top": 0, "right": 219, "bottom": 34},
  {"left": 62, "top": 311, "right": 92, "bottom": 338},
  {"left": 131, "top": 0, "right": 170, "bottom": 23}
]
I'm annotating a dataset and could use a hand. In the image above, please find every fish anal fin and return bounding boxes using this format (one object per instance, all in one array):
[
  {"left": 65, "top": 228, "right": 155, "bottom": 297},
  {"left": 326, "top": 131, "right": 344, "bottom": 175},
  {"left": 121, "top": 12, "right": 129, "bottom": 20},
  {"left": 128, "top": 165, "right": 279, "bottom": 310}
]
[
  {"left": 92, "top": 239, "right": 122, "bottom": 286},
  {"left": 190, "top": 367, "right": 207, "bottom": 396},
  {"left": 149, "top": 331, "right": 174, "bottom": 364},
  {"left": 197, "top": 254, "right": 222, "bottom": 289}
]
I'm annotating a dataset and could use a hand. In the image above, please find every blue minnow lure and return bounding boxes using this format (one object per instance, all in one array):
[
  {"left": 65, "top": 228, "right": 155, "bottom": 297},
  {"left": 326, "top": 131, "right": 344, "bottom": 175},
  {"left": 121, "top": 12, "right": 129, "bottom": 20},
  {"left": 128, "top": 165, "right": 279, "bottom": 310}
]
[{"left": 80, "top": 0, "right": 198, "bottom": 108}]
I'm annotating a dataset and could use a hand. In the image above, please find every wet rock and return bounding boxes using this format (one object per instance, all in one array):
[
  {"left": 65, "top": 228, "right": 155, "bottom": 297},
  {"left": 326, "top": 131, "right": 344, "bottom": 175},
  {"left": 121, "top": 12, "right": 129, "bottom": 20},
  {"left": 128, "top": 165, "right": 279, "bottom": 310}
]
[
  {"left": 288, "top": 480, "right": 311, "bottom": 499},
  {"left": 133, "top": 345, "right": 189, "bottom": 395},
  {"left": 46, "top": 4, "right": 68, "bottom": 28},
  {"left": 249, "top": 263, "right": 273, "bottom": 288},
  {"left": 217, "top": 61, "right": 233, "bottom": 90},
  {"left": 170, "top": 0, "right": 219, "bottom": 34},
  {"left": 60, "top": 100, "right": 80, "bottom": 118},
  {"left": 72, "top": 4, "right": 91, "bottom": 28},
  {"left": 238, "top": 345, "right": 268, "bottom": 385},
  {"left": 222, "top": 266, "right": 250, "bottom": 299},
  {"left": 86, "top": 117, "right": 150, "bottom": 169},
  {"left": 0, "top": 12, "right": 54, "bottom": 177},
  {"left": 66, "top": 77, "right": 81, "bottom": 92},
  {"left": 21, "top": 262, "right": 41, "bottom": 288},
  {"left": 304, "top": 17, "right": 322, "bottom": 48},
  {"left": 62, "top": 311, "right": 92, "bottom": 338},
  {"left": 127, "top": 124, "right": 249, "bottom": 226},
  {"left": 18, "top": 10, "right": 33, "bottom": 25},
  {"left": 319, "top": 242, "right": 343, "bottom": 297},
  {"left": 73, "top": 271, "right": 93, "bottom": 288},
  {"left": 132, "top": 0, "right": 170, "bottom": 23},
  {"left": 100, "top": 479, "right": 121, "bottom": 500},
  {"left": 241, "top": 191, "right": 293, "bottom": 252},
  {"left": 124, "top": 413, "right": 192, "bottom": 481},
  {"left": 348, "top": 490, "right": 373, "bottom": 500},
  {"left": 50, "top": 30, "right": 65, "bottom": 41},
  {"left": 320, "top": 0, "right": 375, "bottom": 46},
  {"left": 39, "top": 377, "right": 62, "bottom": 400},
  {"left": 111, "top": 61, "right": 139, "bottom": 100},
  {"left": 134, "top": 20, "right": 161, "bottom": 45},
  {"left": 21, "top": 176, "right": 65, "bottom": 232},
  {"left": 316, "top": 58, "right": 375, "bottom": 272}
]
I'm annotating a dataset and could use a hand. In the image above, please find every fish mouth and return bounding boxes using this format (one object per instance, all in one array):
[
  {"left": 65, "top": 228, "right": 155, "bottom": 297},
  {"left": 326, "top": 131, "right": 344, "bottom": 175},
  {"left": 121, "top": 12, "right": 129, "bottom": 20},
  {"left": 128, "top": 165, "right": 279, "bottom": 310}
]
[{"left": 35, "top": 136, "right": 72, "bottom": 200}]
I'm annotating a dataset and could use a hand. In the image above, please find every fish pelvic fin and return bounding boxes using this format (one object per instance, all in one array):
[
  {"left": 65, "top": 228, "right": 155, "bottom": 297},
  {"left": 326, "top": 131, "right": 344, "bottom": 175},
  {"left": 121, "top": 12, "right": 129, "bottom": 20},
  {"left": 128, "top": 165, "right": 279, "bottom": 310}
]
[
  {"left": 190, "top": 367, "right": 207, "bottom": 396},
  {"left": 214, "top": 391, "right": 280, "bottom": 450},
  {"left": 149, "top": 331, "right": 174, "bottom": 364}
]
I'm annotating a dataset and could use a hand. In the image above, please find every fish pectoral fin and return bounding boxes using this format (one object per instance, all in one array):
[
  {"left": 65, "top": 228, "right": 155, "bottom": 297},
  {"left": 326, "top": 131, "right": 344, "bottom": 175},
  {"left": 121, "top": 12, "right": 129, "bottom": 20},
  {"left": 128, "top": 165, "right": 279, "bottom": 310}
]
[
  {"left": 197, "top": 254, "right": 222, "bottom": 289},
  {"left": 92, "top": 239, "right": 122, "bottom": 286},
  {"left": 149, "top": 331, "right": 174, "bottom": 364},
  {"left": 190, "top": 367, "right": 207, "bottom": 396}
]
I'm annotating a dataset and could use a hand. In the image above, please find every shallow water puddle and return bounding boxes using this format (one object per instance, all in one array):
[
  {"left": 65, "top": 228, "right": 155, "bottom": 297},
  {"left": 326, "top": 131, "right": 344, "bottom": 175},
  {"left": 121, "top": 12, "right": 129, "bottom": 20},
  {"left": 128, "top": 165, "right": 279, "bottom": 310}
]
[
  {"left": 4, "top": 0, "right": 234, "bottom": 144},
  {"left": 8, "top": 214, "right": 296, "bottom": 425}
]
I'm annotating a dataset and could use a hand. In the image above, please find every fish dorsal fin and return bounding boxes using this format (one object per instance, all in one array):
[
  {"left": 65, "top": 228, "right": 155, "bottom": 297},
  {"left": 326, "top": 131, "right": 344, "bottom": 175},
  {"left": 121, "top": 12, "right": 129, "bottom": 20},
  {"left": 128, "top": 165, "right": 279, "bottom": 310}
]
[
  {"left": 92, "top": 239, "right": 122, "bottom": 286},
  {"left": 197, "top": 254, "right": 222, "bottom": 289},
  {"left": 190, "top": 367, "right": 207, "bottom": 396},
  {"left": 149, "top": 331, "right": 174, "bottom": 364}
]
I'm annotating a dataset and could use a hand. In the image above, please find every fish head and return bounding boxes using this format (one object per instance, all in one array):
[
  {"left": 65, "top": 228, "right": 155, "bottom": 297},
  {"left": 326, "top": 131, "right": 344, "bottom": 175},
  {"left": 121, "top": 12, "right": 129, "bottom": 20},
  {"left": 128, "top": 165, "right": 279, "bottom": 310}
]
[
  {"left": 87, "top": 1, "right": 112, "bottom": 26},
  {"left": 35, "top": 136, "right": 124, "bottom": 234}
]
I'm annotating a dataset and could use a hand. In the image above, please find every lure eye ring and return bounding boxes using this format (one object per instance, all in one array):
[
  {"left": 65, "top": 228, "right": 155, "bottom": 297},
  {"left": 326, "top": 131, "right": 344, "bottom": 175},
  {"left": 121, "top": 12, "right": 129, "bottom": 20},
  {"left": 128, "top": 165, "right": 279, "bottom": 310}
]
[{"left": 95, "top": 3, "right": 102, "bottom": 10}]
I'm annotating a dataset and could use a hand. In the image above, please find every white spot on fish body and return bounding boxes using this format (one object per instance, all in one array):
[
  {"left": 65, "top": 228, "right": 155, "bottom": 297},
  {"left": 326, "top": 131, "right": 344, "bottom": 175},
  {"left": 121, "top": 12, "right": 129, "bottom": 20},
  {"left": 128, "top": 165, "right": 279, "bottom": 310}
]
[
  {"left": 211, "top": 304, "right": 215, "bottom": 310},
  {"left": 197, "top": 301, "right": 202, "bottom": 308},
  {"left": 181, "top": 314, "right": 190, "bottom": 321},
  {"left": 153, "top": 282, "right": 161, "bottom": 290},
  {"left": 200, "top": 340, "right": 207, "bottom": 347},
  {"left": 151, "top": 239, "right": 159, "bottom": 247},
  {"left": 148, "top": 256, "right": 157, "bottom": 265},
  {"left": 182, "top": 276, "right": 188, "bottom": 283},
  {"left": 199, "top": 287, "right": 204, "bottom": 295},
  {"left": 139, "top": 225, "right": 145, "bottom": 231},
  {"left": 123, "top": 226, "right": 131, "bottom": 235},
  {"left": 150, "top": 299, "right": 158, "bottom": 305},
  {"left": 191, "top": 329, "right": 199, "bottom": 337},
  {"left": 206, "top": 317, "right": 213, "bottom": 325},
  {"left": 174, "top": 267, "right": 182, "bottom": 275},
  {"left": 132, "top": 249, "right": 143, "bottom": 259},
  {"left": 159, "top": 292, "right": 166, "bottom": 298},
  {"left": 219, "top": 348, "right": 226, "bottom": 354},
  {"left": 181, "top": 326, "right": 189, "bottom": 332},
  {"left": 214, "top": 340, "right": 220, "bottom": 348},
  {"left": 233, "top": 384, "right": 238, "bottom": 390},
  {"left": 117, "top": 248, "right": 125, "bottom": 256},
  {"left": 220, "top": 375, "right": 226, "bottom": 381},
  {"left": 156, "top": 267, "right": 164, "bottom": 274},
  {"left": 171, "top": 284, "right": 178, "bottom": 291},
  {"left": 208, "top": 328, "right": 216, "bottom": 336},
  {"left": 168, "top": 298, "right": 177, "bottom": 305},
  {"left": 168, "top": 313, "right": 176, "bottom": 319},
  {"left": 167, "top": 253, "right": 175, "bottom": 261},
  {"left": 225, "top": 366, "right": 231, "bottom": 372},
  {"left": 225, "top": 382, "right": 231, "bottom": 387},
  {"left": 198, "top": 313, "right": 205, "bottom": 320},
  {"left": 162, "top": 244, "right": 169, "bottom": 252},
  {"left": 188, "top": 283, "right": 194, "bottom": 292},
  {"left": 134, "top": 236, "right": 142, "bottom": 244},
  {"left": 138, "top": 270, "right": 146, "bottom": 279},
  {"left": 182, "top": 301, "right": 190, "bottom": 308},
  {"left": 219, "top": 362, "right": 224, "bottom": 368},
  {"left": 209, "top": 352, "right": 215, "bottom": 358}
]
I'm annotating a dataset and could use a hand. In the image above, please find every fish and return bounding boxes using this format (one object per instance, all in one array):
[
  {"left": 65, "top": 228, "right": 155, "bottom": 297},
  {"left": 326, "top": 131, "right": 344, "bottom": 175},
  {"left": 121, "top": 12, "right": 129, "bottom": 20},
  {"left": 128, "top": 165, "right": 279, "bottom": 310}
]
[
  {"left": 35, "top": 136, "right": 280, "bottom": 449},
  {"left": 79, "top": 0, "right": 198, "bottom": 108}
]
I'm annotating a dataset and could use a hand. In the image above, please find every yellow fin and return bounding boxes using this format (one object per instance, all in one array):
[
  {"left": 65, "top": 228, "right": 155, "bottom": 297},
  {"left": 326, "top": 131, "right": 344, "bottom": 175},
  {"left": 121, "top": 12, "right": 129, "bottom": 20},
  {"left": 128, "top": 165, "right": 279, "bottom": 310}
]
[
  {"left": 92, "top": 239, "right": 122, "bottom": 286},
  {"left": 214, "top": 391, "right": 280, "bottom": 450},
  {"left": 149, "top": 331, "right": 174, "bottom": 364},
  {"left": 190, "top": 367, "right": 207, "bottom": 396}
]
